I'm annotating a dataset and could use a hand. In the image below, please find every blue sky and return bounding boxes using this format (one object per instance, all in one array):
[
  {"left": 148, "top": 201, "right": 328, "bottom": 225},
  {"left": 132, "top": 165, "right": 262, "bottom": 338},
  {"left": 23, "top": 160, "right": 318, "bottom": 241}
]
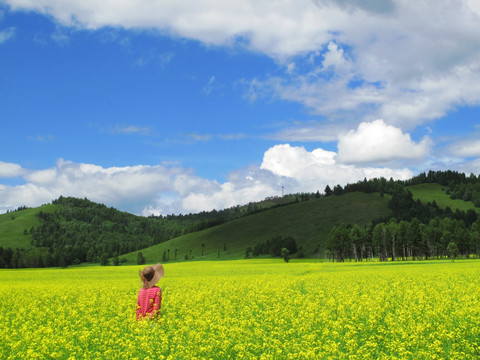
[{"left": 1, "top": 0, "right": 480, "bottom": 215}]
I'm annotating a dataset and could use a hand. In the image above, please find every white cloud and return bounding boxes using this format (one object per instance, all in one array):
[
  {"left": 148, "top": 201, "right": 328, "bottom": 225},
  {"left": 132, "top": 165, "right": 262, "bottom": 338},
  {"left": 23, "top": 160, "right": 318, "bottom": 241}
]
[
  {"left": 217, "top": 133, "right": 246, "bottom": 140},
  {"left": 187, "top": 133, "right": 213, "bottom": 142},
  {"left": 332, "top": 0, "right": 396, "bottom": 14},
  {"left": 25, "top": 167, "right": 57, "bottom": 185},
  {"left": 0, "top": 183, "right": 55, "bottom": 212},
  {"left": 336, "top": 119, "right": 431, "bottom": 164},
  {"left": 180, "top": 179, "right": 274, "bottom": 214},
  {"left": 261, "top": 144, "right": 336, "bottom": 178},
  {"left": 0, "top": 152, "right": 414, "bottom": 215},
  {"left": 269, "top": 121, "right": 353, "bottom": 142},
  {"left": 461, "top": 158, "right": 480, "bottom": 174},
  {"left": 111, "top": 124, "right": 152, "bottom": 135},
  {"left": 239, "top": 1, "right": 480, "bottom": 127},
  {"left": 202, "top": 76, "right": 216, "bottom": 95},
  {"left": 467, "top": 0, "right": 480, "bottom": 16},
  {"left": 0, "top": 161, "right": 25, "bottom": 177},
  {"left": 3, "top": 0, "right": 335, "bottom": 57},
  {"left": 135, "top": 50, "right": 174, "bottom": 68},
  {"left": 449, "top": 139, "right": 480, "bottom": 158},
  {"left": 260, "top": 143, "right": 413, "bottom": 192},
  {"left": 2, "top": 0, "right": 480, "bottom": 214},
  {"left": 0, "top": 26, "right": 15, "bottom": 43},
  {"left": 0, "top": 159, "right": 183, "bottom": 213},
  {"left": 0, "top": 158, "right": 283, "bottom": 215},
  {"left": 286, "top": 63, "right": 295, "bottom": 74},
  {"left": 50, "top": 27, "right": 70, "bottom": 45},
  {"left": 5, "top": 0, "right": 480, "bottom": 128},
  {"left": 321, "top": 41, "right": 352, "bottom": 75}
]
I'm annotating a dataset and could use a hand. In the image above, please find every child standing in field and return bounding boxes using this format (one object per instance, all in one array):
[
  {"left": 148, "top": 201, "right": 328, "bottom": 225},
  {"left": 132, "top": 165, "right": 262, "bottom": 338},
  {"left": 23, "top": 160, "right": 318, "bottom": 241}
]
[{"left": 136, "top": 263, "right": 164, "bottom": 320}]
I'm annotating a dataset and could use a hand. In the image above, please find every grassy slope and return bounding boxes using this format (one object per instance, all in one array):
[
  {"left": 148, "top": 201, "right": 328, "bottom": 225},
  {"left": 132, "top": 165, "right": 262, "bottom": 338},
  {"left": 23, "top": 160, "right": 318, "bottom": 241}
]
[
  {"left": 121, "top": 192, "right": 392, "bottom": 264},
  {"left": 408, "top": 183, "right": 480, "bottom": 214},
  {"left": 2, "top": 183, "right": 476, "bottom": 261},
  {"left": 0, "top": 204, "right": 60, "bottom": 249}
]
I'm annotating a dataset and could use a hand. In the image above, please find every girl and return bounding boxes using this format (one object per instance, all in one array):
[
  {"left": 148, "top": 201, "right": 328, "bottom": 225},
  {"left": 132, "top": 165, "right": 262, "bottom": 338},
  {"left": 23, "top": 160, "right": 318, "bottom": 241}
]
[{"left": 136, "top": 263, "right": 164, "bottom": 320}]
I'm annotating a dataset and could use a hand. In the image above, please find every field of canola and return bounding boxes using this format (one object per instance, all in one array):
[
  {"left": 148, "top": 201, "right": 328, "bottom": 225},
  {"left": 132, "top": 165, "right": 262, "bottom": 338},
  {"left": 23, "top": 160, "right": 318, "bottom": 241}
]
[{"left": 1, "top": 259, "right": 480, "bottom": 359}]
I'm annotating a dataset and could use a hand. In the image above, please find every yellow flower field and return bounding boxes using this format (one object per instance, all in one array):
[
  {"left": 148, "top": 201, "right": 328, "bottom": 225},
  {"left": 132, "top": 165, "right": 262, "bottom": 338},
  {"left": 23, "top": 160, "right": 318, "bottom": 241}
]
[{"left": 1, "top": 259, "right": 480, "bottom": 359}]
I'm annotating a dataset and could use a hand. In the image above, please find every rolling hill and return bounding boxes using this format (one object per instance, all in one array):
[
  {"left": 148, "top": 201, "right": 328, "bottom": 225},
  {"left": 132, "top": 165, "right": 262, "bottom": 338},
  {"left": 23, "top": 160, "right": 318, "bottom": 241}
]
[
  {"left": 2, "top": 174, "right": 480, "bottom": 267},
  {"left": 119, "top": 192, "right": 392, "bottom": 264},
  {"left": 0, "top": 204, "right": 59, "bottom": 249},
  {"left": 0, "top": 192, "right": 392, "bottom": 264}
]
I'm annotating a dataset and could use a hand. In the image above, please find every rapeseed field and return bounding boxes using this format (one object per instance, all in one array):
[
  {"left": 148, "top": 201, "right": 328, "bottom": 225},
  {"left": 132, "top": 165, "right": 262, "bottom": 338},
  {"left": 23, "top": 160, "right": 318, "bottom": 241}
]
[{"left": 1, "top": 259, "right": 479, "bottom": 359}]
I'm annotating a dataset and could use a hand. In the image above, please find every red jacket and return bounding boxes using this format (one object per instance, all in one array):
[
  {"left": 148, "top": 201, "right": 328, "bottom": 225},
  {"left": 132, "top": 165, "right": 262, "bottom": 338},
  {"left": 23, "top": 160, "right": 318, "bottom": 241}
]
[{"left": 136, "top": 286, "right": 162, "bottom": 320}]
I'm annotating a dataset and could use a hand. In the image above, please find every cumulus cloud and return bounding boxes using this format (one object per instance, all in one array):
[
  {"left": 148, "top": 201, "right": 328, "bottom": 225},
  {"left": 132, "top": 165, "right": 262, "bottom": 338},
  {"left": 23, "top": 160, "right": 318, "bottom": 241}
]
[
  {"left": 0, "top": 158, "right": 281, "bottom": 215},
  {"left": 0, "top": 159, "right": 187, "bottom": 214},
  {"left": 261, "top": 144, "right": 336, "bottom": 178},
  {"left": 449, "top": 139, "right": 480, "bottom": 158},
  {"left": 2, "top": 0, "right": 479, "bottom": 214},
  {"left": 321, "top": 41, "right": 353, "bottom": 76},
  {"left": 0, "top": 158, "right": 279, "bottom": 215},
  {"left": 336, "top": 119, "right": 431, "bottom": 164},
  {"left": 246, "top": 2, "right": 480, "bottom": 127},
  {"left": 178, "top": 172, "right": 279, "bottom": 214},
  {"left": 4, "top": 0, "right": 480, "bottom": 127},
  {"left": 261, "top": 144, "right": 413, "bottom": 192},
  {"left": 1, "top": 152, "right": 414, "bottom": 215},
  {"left": 0, "top": 161, "right": 25, "bottom": 177},
  {"left": 0, "top": 183, "right": 55, "bottom": 213}
]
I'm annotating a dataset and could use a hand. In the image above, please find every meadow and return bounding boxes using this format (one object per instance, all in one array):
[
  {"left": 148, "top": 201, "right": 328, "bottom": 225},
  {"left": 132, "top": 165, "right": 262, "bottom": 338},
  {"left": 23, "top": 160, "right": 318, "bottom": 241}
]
[
  {"left": 408, "top": 183, "right": 480, "bottom": 214},
  {"left": 1, "top": 259, "right": 480, "bottom": 359}
]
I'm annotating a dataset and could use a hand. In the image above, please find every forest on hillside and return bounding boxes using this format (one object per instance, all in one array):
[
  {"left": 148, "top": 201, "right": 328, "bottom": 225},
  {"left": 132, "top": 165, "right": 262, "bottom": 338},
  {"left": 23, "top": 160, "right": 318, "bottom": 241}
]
[
  {"left": 0, "top": 195, "right": 292, "bottom": 268},
  {"left": 325, "top": 170, "right": 480, "bottom": 262},
  {"left": 327, "top": 197, "right": 480, "bottom": 262},
  {"left": 0, "top": 196, "right": 230, "bottom": 268}
]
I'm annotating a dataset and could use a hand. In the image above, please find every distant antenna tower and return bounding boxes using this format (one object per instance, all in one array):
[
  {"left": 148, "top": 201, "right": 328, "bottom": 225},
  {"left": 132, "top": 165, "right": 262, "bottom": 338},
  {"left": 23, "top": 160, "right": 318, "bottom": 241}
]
[{"left": 281, "top": 186, "right": 284, "bottom": 197}]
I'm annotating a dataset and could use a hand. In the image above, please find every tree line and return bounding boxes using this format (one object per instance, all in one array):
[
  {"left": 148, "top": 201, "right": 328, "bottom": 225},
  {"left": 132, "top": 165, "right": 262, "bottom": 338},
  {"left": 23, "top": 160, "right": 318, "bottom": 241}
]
[
  {"left": 326, "top": 170, "right": 480, "bottom": 209},
  {"left": 1, "top": 196, "right": 211, "bottom": 268},
  {"left": 328, "top": 216, "right": 480, "bottom": 262},
  {"left": 245, "top": 235, "right": 299, "bottom": 259},
  {"left": 326, "top": 180, "right": 480, "bottom": 262}
]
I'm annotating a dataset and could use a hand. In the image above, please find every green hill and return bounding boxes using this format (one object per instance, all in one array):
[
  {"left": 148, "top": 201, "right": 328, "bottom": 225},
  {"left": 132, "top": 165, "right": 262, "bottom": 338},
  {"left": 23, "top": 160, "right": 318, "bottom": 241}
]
[
  {"left": 120, "top": 192, "right": 392, "bottom": 264},
  {"left": 0, "top": 204, "right": 59, "bottom": 249},
  {"left": 408, "top": 183, "right": 480, "bottom": 213},
  {"left": 2, "top": 173, "right": 479, "bottom": 268}
]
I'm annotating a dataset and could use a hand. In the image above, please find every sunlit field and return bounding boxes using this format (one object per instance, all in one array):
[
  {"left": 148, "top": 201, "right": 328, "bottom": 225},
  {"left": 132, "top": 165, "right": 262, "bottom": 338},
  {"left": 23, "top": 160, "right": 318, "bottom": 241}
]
[{"left": 1, "top": 259, "right": 480, "bottom": 359}]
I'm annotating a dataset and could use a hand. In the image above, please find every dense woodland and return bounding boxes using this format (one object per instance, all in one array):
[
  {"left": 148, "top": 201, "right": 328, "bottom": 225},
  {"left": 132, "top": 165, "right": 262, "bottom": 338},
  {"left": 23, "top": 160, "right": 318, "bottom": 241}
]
[
  {"left": 1, "top": 170, "right": 480, "bottom": 268},
  {"left": 327, "top": 209, "right": 480, "bottom": 262},
  {"left": 0, "top": 196, "right": 234, "bottom": 268},
  {"left": 326, "top": 171, "right": 480, "bottom": 261}
]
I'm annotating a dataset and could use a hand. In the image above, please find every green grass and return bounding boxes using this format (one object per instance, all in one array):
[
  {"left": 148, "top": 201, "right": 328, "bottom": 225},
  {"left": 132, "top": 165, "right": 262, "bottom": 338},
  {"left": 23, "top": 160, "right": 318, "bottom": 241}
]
[
  {"left": 408, "top": 183, "right": 480, "bottom": 213},
  {"left": 121, "top": 192, "right": 392, "bottom": 264},
  {"left": 0, "top": 204, "right": 59, "bottom": 249}
]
